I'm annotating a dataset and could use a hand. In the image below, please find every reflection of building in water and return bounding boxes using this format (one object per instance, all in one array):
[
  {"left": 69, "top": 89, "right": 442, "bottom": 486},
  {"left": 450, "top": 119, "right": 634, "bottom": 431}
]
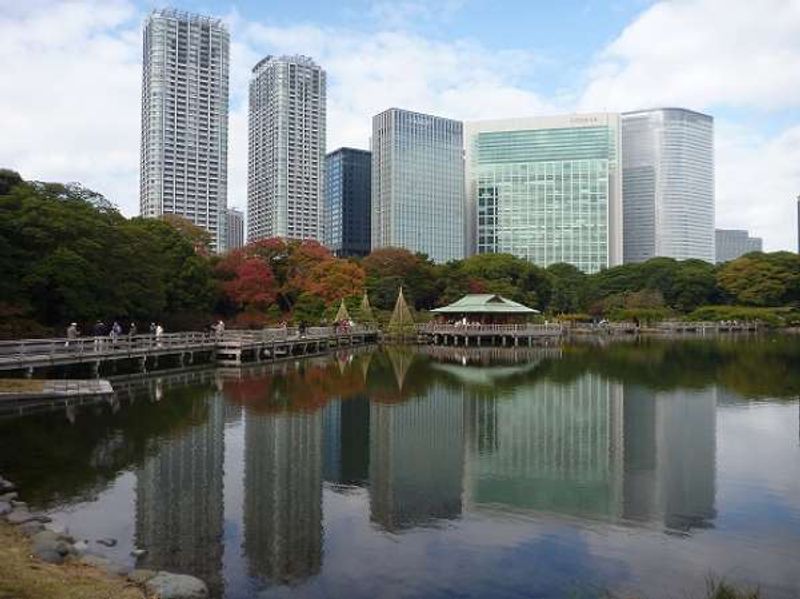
[
  {"left": 464, "top": 375, "right": 625, "bottom": 518},
  {"left": 623, "top": 385, "right": 717, "bottom": 531},
  {"left": 243, "top": 409, "right": 322, "bottom": 583},
  {"left": 322, "top": 396, "right": 370, "bottom": 486},
  {"left": 135, "top": 395, "right": 225, "bottom": 595},
  {"left": 370, "top": 384, "right": 465, "bottom": 531}
]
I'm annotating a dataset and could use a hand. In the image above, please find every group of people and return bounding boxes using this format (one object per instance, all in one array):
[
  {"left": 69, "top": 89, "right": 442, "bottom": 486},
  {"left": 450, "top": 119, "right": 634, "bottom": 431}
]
[{"left": 65, "top": 320, "right": 165, "bottom": 349}]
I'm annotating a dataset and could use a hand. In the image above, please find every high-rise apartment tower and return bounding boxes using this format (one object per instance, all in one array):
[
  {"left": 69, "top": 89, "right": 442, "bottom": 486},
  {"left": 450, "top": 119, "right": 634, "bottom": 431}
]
[
  {"left": 621, "top": 108, "right": 715, "bottom": 263},
  {"left": 371, "top": 108, "right": 465, "bottom": 263},
  {"left": 226, "top": 207, "right": 244, "bottom": 250},
  {"left": 139, "top": 9, "right": 229, "bottom": 251},
  {"left": 248, "top": 55, "right": 326, "bottom": 242}
]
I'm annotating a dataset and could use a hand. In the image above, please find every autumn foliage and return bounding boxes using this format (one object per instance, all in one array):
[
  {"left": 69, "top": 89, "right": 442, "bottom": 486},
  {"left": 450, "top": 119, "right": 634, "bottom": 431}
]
[{"left": 215, "top": 237, "right": 366, "bottom": 324}]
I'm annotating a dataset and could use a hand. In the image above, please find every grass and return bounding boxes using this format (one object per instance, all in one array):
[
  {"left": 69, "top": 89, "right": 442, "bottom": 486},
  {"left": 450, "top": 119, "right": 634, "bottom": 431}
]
[
  {"left": 0, "top": 522, "right": 146, "bottom": 599},
  {"left": 0, "top": 379, "right": 45, "bottom": 394}
]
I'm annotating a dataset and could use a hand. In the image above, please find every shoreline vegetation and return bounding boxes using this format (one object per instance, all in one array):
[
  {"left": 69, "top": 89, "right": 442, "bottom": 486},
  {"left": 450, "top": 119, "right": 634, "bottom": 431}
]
[{"left": 2, "top": 169, "right": 799, "bottom": 340}]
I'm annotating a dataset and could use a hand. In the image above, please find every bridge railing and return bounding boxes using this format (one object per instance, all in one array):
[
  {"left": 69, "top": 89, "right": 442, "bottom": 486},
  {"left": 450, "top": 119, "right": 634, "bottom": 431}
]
[
  {"left": 0, "top": 325, "right": 382, "bottom": 366},
  {"left": 0, "top": 332, "right": 217, "bottom": 364},
  {"left": 418, "top": 323, "right": 563, "bottom": 335}
]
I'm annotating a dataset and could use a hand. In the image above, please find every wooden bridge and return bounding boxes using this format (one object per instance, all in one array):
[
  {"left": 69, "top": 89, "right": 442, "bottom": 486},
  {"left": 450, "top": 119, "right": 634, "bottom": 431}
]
[
  {"left": 418, "top": 323, "right": 564, "bottom": 347},
  {"left": 0, "top": 327, "right": 379, "bottom": 374}
]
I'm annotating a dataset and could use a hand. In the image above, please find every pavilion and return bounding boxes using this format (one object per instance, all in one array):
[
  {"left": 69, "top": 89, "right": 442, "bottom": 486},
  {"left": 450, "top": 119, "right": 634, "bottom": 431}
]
[{"left": 430, "top": 294, "right": 539, "bottom": 325}]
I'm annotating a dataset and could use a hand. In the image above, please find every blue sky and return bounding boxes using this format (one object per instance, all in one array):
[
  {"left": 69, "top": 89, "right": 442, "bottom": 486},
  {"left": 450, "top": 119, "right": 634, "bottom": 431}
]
[{"left": 0, "top": 0, "right": 798, "bottom": 250}]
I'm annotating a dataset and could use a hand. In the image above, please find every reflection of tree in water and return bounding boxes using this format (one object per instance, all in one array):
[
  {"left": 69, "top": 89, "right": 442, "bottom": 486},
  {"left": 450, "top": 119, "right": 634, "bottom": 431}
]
[
  {"left": 0, "top": 382, "right": 217, "bottom": 508},
  {"left": 384, "top": 345, "right": 415, "bottom": 391}
]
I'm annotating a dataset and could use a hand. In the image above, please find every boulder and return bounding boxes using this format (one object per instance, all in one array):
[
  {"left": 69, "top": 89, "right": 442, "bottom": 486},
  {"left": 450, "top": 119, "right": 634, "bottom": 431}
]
[
  {"left": 0, "top": 477, "right": 16, "bottom": 493},
  {"left": 0, "top": 501, "right": 11, "bottom": 516},
  {"left": 44, "top": 521, "right": 69, "bottom": 537},
  {"left": 0, "top": 491, "right": 18, "bottom": 502},
  {"left": 17, "top": 521, "right": 46, "bottom": 536},
  {"left": 80, "top": 554, "right": 130, "bottom": 576},
  {"left": 6, "top": 508, "right": 35, "bottom": 525},
  {"left": 32, "top": 531, "right": 71, "bottom": 563},
  {"left": 72, "top": 540, "right": 89, "bottom": 554},
  {"left": 145, "top": 572, "right": 209, "bottom": 599},
  {"left": 10, "top": 500, "right": 27, "bottom": 509},
  {"left": 128, "top": 568, "right": 158, "bottom": 584}
]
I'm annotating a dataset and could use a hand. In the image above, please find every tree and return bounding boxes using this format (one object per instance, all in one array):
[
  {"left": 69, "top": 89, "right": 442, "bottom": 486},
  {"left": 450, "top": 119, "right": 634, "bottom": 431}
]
[
  {"left": 546, "top": 263, "right": 587, "bottom": 313},
  {"left": 717, "top": 253, "right": 800, "bottom": 306},
  {"left": 223, "top": 257, "right": 277, "bottom": 310},
  {"left": 362, "top": 248, "right": 440, "bottom": 310}
]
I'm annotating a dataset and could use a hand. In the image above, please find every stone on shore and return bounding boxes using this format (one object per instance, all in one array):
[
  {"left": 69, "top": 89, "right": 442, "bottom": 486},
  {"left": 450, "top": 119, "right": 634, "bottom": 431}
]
[
  {"left": 0, "top": 491, "right": 18, "bottom": 502},
  {"left": 11, "top": 500, "right": 27, "bottom": 509},
  {"left": 6, "top": 508, "right": 51, "bottom": 525},
  {"left": 145, "top": 572, "right": 209, "bottom": 599},
  {"left": 0, "top": 477, "right": 16, "bottom": 492},
  {"left": 80, "top": 553, "right": 130, "bottom": 576},
  {"left": 32, "top": 530, "right": 72, "bottom": 564},
  {"left": 44, "top": 521, "right": 69, "bottom": 536},
  {"left": 18, "top": 520, "right": 46, "bottom": 536},
  {"left": 0, "top": 500, "right": 11, "bottom": 516},
  {"left": 128, "top": 568, "right": 158, "bottom": 584},
  {"left": 72, "top": 540, "right": 89, "bottom": 554}
]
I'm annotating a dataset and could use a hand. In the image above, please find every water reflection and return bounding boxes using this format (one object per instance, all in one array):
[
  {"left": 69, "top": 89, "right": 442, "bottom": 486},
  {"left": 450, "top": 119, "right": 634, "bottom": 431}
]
[
  {"left": 370, "top": 384, "right": 465, "bottom": 531},
  {"left": 0, "top": 336, "right": 798, "bottom": 599},
  {"left": 135, "top": 396, "right": 225, "bottom": 595},
  {"left": 243, "top": 409, "right": 322, "bottom": 584}
]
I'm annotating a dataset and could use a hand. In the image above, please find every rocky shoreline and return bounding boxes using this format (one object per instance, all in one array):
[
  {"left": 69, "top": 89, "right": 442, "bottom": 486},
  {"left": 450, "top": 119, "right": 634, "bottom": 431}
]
[{"left": 0, "top": 473, "right": 209, "bottom": 599}]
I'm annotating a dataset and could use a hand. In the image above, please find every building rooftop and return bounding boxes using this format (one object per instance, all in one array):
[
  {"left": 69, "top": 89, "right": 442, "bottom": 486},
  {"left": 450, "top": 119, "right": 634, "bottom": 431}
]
[{"left": 431, "top": 294, "right": 540, "bottom": 314}]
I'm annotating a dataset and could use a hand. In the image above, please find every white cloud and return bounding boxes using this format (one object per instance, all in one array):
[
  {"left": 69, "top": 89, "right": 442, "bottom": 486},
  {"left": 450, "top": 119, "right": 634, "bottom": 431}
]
[
  {"left": 1, "top": 0, "right": 798, "bottom": 250},
  {"left": 715, "top": 123, "right": 800, "bottom": 251},
  {"left": 224, "top": 19, "right": 553, "bottom": 210},
  {"left": 579, "top": 0, "right": 800, "bottom": 112},
  {"left": 0, "top": 0, "right": 142, "bottom": 214},
  {"left": 578, "top": 0, "right": 800, "bottom": 250}
]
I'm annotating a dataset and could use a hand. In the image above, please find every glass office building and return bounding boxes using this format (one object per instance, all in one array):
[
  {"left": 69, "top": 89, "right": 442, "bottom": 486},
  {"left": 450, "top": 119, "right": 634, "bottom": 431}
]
[
  {"left": 140, "top": 9, "right": 229, "bottom": 252},
  {"left": 465, "top": 114, "right": 623, "bottom": 273},
  {"left": 324, "top": 148, "right": 371, "bottom": 257},
  {"left": 371, "top": 108, "right": 464, "bottom": 263},
  {"left": 248, "top": 55, "right": 326, "bottom": 242},
  {"left": 621, "top": 108, "right": 715, "bottom": 263}
]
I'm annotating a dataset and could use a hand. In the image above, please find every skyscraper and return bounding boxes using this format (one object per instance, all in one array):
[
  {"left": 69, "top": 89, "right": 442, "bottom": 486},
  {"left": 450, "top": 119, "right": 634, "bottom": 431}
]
[
  {"left": 248, "top": 55, "right": 326, "bottom": 242},
  {"left": 465, "top": 114, "right": 623, "bottom": 273},
  {"left": 139, "top": 9, "right": 229, "bottom": 252},
  {"left": 621, "top": 108, "right": 715, "bottom": 263},
  {"left": 226, "top": 207, "right": 244, "bottom": 250},
  {"left": 371, "top": 108, "right": 465, "bottom": 262},
  {"left": 324, "top": 148, "right": 372, "bottom": 257},
  {"left": 714, "top": 229, "right": 762, "bottom": 263}
]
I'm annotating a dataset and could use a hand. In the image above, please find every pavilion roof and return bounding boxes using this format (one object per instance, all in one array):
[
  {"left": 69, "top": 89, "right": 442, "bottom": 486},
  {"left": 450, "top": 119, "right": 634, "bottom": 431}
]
[{"left": 430, "top": 294, "right": 540, "bottom": 314}]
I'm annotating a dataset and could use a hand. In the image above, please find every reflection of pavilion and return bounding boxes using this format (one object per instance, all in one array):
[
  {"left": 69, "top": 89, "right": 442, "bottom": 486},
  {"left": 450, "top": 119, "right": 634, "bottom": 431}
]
[
  {"left": 322, "top": 396, "right": 370, "bottom": 486},
  {"left": 369, "top": 384, "right": 465, "bottom": 531},
  {"left": 243, "top": 409, "right": 322, "bottom": 584},
  {"left": 135, "top": 395, "right": 225, "bottom": 596},
  {"left": 464, "top": 374, "right": 625, "bottom": 518}
]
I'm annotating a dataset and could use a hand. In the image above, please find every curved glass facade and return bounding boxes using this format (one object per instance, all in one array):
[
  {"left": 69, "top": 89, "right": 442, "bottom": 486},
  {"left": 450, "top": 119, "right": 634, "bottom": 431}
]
[{"left": 621, "top": 108, "right": 715, "bottom": 263}]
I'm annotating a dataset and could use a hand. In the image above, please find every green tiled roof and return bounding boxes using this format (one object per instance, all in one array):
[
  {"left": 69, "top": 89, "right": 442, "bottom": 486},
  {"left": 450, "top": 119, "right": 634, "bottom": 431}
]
[{"left": 430, "top": 294, "right": 540, "bottom": 314}]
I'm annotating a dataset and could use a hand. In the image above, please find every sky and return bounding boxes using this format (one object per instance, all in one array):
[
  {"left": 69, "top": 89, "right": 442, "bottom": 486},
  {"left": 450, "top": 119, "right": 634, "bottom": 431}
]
[{"left": 1, "top": 0, "right": 799, "bottom": 251}]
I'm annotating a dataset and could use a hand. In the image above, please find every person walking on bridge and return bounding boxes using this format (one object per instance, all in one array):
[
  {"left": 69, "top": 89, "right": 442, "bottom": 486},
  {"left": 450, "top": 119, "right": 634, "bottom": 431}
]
[
  {"left": 92, "top": 320, "right": 106, "bottom": 352},
  {"left": 65, "top": 322, "right": 79, "bottom": 348}
]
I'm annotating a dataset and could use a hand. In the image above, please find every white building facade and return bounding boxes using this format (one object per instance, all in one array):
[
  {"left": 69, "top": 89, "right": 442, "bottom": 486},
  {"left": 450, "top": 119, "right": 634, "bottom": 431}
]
[
  {"left": 621, "top": 108, "right": 715, "bottom": 263},
  {"left": 248, "top": 55, "right": 326, "bottom": 242},
  {"left": 371, "top": 108, "right": 465, "bottom": 263},
  {"left": 139, "top": 9, "right": 229, "bottom": 252},
  {"left": 714, "top": 229, "right": 762, "bottom": 263}
]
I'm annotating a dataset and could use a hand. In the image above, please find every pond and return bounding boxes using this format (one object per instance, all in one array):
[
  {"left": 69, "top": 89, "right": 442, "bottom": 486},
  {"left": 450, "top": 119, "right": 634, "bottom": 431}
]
[{"left": 1, "top": 335, "right": 799, "bottom": 598}]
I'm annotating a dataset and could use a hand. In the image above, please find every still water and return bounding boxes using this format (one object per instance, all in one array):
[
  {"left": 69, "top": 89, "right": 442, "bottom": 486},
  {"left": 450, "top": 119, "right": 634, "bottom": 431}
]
[{"left": 1, "top": 337, "right": 799, "bottom": 598}]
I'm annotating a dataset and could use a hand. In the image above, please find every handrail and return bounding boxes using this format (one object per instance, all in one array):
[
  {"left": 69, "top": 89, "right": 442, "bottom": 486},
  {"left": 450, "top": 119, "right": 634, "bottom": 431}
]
[{"left": 0, "top": 327, "right": 381, "bottom": 364}]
